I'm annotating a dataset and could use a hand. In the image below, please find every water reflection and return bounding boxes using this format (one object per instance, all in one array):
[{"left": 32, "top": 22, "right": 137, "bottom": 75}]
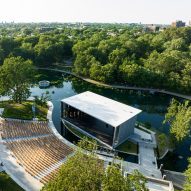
[{"left": 30, "top": 70, "right": 190, "bottom": 172}]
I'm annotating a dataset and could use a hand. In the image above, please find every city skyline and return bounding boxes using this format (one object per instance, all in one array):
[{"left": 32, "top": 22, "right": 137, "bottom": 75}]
[{"left": 0, "top": 0, "right": 191, "bottom": 24}]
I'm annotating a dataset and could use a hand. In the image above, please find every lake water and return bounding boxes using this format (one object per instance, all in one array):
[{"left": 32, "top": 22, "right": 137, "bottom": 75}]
[{"left": 30, "top": 70, "right": 191, "bottom": 172}]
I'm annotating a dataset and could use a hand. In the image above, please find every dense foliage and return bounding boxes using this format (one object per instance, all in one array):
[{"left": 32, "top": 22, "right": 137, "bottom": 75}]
[
  {"left": 102, "top": 166, "right": 148, "bottom": 191},
  {"left": 42, "top": 140, "right": 148, "bottom": 191},
  {"left": 42, "top": 151, "right": 104, "bottom": 191},
  {"left": 184, "top": 158, "right": 191, "bottom": 191},
  {"left": 0, "top": 56, "right": 35, "bottom": 103},
  {"left": 0, "top": 23, "right": 190, "bottom": 93},
  {"left": 164, "top": 99, "right": 191, "bottom": 141},
  {"left": 72, "top": 27, "right": 191, "bottom": 93}
]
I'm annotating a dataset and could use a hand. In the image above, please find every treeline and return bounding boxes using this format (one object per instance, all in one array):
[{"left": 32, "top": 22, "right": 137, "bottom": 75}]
[
  {"left": 0, "top": 25, "right": 191, "bottom": 93},
  {"left": 0, "top": 28, "right": 74, "bottom": 66},
  {"left": 73, "top": 27, "right": 191, "bottom": 93},
  {"left": 0, "top": 24, "right": 140, "bottom": 65}
]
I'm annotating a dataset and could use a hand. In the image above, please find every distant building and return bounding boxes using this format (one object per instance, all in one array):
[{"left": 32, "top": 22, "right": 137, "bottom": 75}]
[
  {"left": 144, "top": 24, "right": 160, "bottom": 32},
  {"left": 189, "top": 20, "right": 191, "bottom": 26},
  {"left": 38, "top": 27, "right": 56, "bottom": 33},
  {"left": 171, "top": 20, "right": 186, "bottom": 28}
]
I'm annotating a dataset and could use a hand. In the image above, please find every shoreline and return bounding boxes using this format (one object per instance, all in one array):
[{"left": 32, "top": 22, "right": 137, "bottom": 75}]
[{"left": 37, "top": 67, "right": 191, "bottom": 101}]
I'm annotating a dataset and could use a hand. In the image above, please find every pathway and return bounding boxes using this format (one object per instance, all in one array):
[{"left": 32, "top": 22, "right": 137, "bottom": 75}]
[
  {"left": 128, "top": 127, "right": 162, "bottom": 179},
  {"left": 163, "top": 170, "right": 186, "bottom": 190},
  {"left": 37, "top": 67, "right": 191, "bottom": 100},
  {"left": 139, "top": 144, "right": 160, "bottom": 178}
]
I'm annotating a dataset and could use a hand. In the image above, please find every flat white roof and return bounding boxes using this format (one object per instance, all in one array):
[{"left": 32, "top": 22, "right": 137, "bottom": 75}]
[{"left": 62, "top": 91, "right": 142, "bottom": 127}]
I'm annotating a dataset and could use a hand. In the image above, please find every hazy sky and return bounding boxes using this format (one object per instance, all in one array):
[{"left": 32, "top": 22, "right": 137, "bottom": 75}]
[{"left": 1, "top": 0, "right": 190, "bottom": 24}]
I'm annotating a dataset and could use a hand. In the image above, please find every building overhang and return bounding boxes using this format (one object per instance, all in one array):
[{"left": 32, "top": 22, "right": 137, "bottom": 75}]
[{"left": 61, "top": 91, "right": 142, "bottom": 128}]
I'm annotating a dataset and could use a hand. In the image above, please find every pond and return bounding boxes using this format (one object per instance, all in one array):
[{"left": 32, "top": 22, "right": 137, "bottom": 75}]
[{"left": 30, "top": 70, "right": 191, "bottom": 172}]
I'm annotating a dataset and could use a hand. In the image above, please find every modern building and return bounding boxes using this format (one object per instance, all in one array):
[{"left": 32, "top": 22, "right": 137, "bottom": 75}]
[
  {"left": 61, "top": 91, "right": 141, "bottom": 149},
  {"left": 171, "top": 20, "right": 186, "bottom": 28}
]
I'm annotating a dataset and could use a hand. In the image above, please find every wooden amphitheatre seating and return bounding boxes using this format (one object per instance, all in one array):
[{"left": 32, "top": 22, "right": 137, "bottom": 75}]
[
  {"left": 6, "top": 135, "right": 73, "bottom": 178},
  {"left": 1, "top": 120, "right": 52, "bottom": 140},
  {"left": 1, "top": 119, "right": 74, "bottom": 184}
]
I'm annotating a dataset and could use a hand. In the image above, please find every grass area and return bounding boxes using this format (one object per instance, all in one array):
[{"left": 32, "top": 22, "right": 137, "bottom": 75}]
[
  {"left": 0, "top": 172, "right": 24, "bottom": 191},
  {"left": 156, "top": 132, "right": 175, "bottom": 158},
  {"left": 0, "top": 101, "right": 48, "bottom": 121},
  {"left": 116, "top": 140, "right": 138, "bottom": 155}
]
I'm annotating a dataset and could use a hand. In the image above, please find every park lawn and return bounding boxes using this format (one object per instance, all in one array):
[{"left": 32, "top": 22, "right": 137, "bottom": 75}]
[
  {"left": 0, "top": 101, "right": 48, "bottom": 121},
  {"left": 156, "top": 132, "right": 174, "bottom": 158},
  {"left": 0, "top": 172, "right": 24, "bottom": 191},
  {"left": 116, "top": 140, "right": 138, "bottom": 155}
]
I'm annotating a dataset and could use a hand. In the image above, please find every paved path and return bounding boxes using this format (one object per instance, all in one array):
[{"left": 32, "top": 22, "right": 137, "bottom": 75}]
[
  {"left": 0, "top": 96, "right": 35, "bottom": 102},
  {"left": 139, "top": 144, "right": 161, "bottom": 178},
  {"left": 0, "top": 140, "right": 43, "bottom": 191},
  {"left": 163, "top": 170, "right": 185, "bottom": 190},
  {"left": 37, "top": 67, "right": 191, "bottom": 100}
]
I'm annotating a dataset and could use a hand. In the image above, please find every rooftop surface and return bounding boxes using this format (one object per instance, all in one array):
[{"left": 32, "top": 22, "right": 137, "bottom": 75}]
[{"left": 62, "top": 91, "right": 142, "bottom": 127}]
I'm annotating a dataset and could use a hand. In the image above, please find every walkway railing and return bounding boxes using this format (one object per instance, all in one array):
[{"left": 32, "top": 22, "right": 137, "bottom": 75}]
[{"left": 37, "top": 67, "right": 191, "bottom": 100}]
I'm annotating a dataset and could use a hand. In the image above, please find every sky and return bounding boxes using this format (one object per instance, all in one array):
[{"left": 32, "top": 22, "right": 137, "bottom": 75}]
[{"left": 0, "top": 0, "right": 190, "bottom": 24}]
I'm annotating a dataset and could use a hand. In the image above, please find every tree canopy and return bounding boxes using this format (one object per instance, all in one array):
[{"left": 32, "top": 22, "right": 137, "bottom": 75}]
[
  {"left": 41, "top": 140, "right": 148, "bottom": 191},
  {"left": 164, "top": 99, "right": 191, "bottom": 141},
  {"left": 184, "top": 158, "right": 191, "bottom": 191},
  {"left": 0, "top": 24, "right": 190, "bottom": 93},
  {"left": 0, "top": 56, "right": 35, "bottom": 103}
]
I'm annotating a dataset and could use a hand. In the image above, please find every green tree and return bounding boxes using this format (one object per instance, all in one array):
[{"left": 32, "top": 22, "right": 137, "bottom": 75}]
[
  {"left": 184, "top": 158, "right": 191, "bottom": 191},
  {"left": 181, "top": 63, "right": 191, "bottom": 93},
  {"left": 145, "top": 50, "right": 187, "bottom": 74},
  {"left": 129, "top": 170, "right": 149, "bottom": 191},
  {"left": 164, "top": 99, "right": 191, "bottom": 141},
  {"left": 42, "top": 140, "right": 148, "bottom": 191},
  {"left": 157, "top": 133, "right": 167, "bottom": 152},
  {"left": 0, "top": 37, "right": 19, "bottom": 58},
  {"left": 42, "top": 151, "right": 104, "bottom": 191},
  {"left": 102, "top": 163, "right": 130, "bottom": 191},
  {"left": 164, "top": 38, "right": 187, "bottom": 51},
  {"left": 0, "top": 56, "right": 35, "bottom": 103}
]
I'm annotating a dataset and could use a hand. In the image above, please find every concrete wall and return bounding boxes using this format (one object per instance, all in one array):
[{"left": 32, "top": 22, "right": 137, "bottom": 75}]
[{"left": 113, "top": 116, "right": 136, "bottom": 148}]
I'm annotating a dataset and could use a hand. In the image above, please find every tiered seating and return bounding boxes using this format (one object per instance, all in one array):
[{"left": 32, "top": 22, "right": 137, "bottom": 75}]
[
  {"left": 6, "top": 135, "right": 73, "bottom": 178},
  {"left": 1, "top": 119, "right": 74, "bottom": 184},
  {"left": 40, "top": 167, "right": 61, "bottom": 184},
  {"left": 1, "top": 120, "right": 52, "bottom": 140}
]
